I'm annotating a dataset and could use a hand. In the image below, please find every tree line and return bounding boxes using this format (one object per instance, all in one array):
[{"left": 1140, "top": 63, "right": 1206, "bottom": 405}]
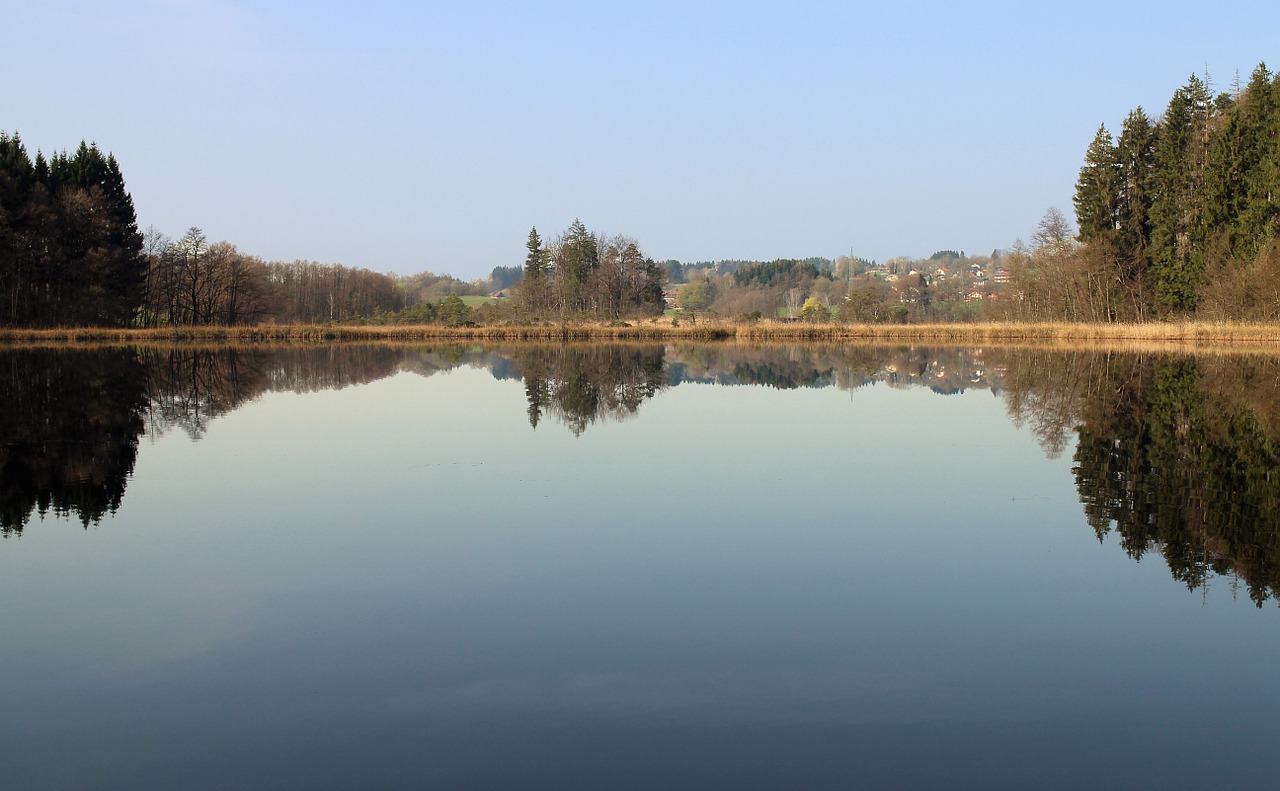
[
  {"left": 10, "top": 64, "right": 1280, "bottom": 332},
  {"left": 0, "top": 133, "right": 530, "bottom": 328},
  {"left": 1050, "top": 63, "right": 1280, "bottom": 321},
  {"left": 0, "top": 134, "right": 146, "bottom": 327}
]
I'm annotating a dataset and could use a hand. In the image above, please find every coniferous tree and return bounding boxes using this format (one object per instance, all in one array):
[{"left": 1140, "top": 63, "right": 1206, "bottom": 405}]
[
  {"left": 1074, "top": 125, "right": 1121, "bottom": 241},
  {"left": 519, "top": 226, "right": 549, "bottom": 313},
  {"left": 554, "top": 218, "right": 598, "bottom": 313},
  {"left": 524, "top": 227, "right": 545, "bottom": 278},
  {"left": 1235, "top": 63, "right": 1280, "bottom": 257},
  {"left": 1149, "top": 76, "right": 1212, "bottom": 313},
  {"left": 0, "top": 134, "right": 144, "bottom": 327},
  {"left": 1116, "top": 107, "right": 1157, "bottom": 260},
  {"left": 1203, "top": 101, "right": 1252, "bottom": 259}
]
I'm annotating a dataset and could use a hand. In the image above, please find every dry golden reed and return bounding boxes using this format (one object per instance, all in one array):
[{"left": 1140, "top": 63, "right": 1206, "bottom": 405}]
[{"left": 5, "top": 319, "right": 1280, "bottom": 352}]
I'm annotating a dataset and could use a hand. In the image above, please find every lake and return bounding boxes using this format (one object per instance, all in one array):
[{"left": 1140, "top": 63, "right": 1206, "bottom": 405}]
[{"left": 3, "top": 342, "right": 1279, "bottom": 789}]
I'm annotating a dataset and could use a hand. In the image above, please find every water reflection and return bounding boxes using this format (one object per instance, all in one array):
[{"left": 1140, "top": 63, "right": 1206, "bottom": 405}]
[
  {"left": 1001, "top": 349, "right": 1280, "bottom": 606},
  {"left": 0, "top": 348, "right": 147, "bottom": 532},
  {"left": 511, "top": 345, "right": 668, "bottom": 434},
  {"left": 3, "top": 342, "right": 1280, "bottom": 608}
]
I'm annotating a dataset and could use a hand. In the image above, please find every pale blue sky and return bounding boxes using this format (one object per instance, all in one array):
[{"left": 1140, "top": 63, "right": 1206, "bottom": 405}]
[{"left": 4, "top": 1, "right": 1277, "bottom": 277}]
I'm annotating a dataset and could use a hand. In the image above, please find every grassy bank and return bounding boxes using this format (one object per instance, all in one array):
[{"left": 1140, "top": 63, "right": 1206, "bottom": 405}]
[{"left": 5, "top": 319, "right": 1280, "bottom": 347}]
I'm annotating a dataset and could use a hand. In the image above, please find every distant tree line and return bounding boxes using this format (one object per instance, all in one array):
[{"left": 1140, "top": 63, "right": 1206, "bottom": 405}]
[
  {"left": 732, "top": 259, "right": 826, "bottom": 288},
  {"left": 0, "top": 134, "right": 145, "bottom": 327}
]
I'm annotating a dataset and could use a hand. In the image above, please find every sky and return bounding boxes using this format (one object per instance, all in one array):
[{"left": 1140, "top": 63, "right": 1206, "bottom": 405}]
[{"left": 4, "top": 1, "right": 1278, "bottom": 279}]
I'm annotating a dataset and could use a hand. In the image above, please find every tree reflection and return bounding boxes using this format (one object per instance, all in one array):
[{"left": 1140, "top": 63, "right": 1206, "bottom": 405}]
[
  {"left": 0, "top": 345, "right": 401, "bottom": 532},
  {"left": 0, "top": 349, "right": 148, "bottom": 534},
  {"left": 1001, "top": 350, "right": 1280, "bottom": 606},
  {"left": 143, "top": 345, "right": 401, "bottom": 440},
  {"left": 8, "top": 337, "right": 1280, "bottom": 607},
  {"left": 505, "top": 345, "right": 667, "bottom": 436}
]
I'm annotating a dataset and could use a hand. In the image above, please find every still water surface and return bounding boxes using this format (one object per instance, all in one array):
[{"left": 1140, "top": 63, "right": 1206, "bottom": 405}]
[{"left": 2, "top": 343, "right": 1279, "bottom": 789}]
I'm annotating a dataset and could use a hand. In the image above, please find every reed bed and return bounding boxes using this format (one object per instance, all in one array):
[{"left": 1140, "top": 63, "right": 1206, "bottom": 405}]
[{"left": 5, "top": 319, "right": 1280, "bottom": 349}]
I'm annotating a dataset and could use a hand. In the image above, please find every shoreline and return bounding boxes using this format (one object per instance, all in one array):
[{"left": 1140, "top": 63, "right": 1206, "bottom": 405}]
[{"left": 4, "top": 320, "right": 1280, "bottom": 350}]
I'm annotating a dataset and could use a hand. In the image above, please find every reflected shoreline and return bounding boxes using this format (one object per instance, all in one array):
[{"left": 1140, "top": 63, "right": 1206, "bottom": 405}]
[{"left": 4, "top": 342, "right": 1280, "bottom": 606}]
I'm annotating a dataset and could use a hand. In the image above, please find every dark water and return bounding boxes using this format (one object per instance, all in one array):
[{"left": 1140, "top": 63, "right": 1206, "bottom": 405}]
[{"left": 3, "top": 343, "right": 1280, "bottom": 789}]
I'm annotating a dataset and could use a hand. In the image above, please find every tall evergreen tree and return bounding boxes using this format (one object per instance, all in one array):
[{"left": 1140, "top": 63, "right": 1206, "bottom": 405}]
[
  {"left": 1203, "top": 102, "right": 1252, "bottom": 259},
  {"left": 1235, "top": 63, "right": 1280, "bottom": 258},
  {"left": 1149, "top": 75, "right": 1212, "bottom": 313},
  {"left": 524, "top": 226, "right": 545, "bottom": 278},
  {"left": 1116, "top": 107, "right": 1156, "bottom": 260},
  {"left": 555, "top": 218, "right": 598, "bottom": 312},
  {"left": 1074, "top": 124, "right": 1121, "bottom": 241}
]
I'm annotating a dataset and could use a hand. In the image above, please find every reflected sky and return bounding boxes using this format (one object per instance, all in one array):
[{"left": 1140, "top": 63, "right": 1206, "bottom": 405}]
[{"left": 3, "top": 345, "right": 1280, "bottom": 789}]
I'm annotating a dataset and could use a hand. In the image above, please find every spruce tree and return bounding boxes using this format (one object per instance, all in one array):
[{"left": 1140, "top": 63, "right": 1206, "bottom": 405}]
[
  {"left": 524, "top": 227, "right": 545, "bottom": 278},
  {"left": 1116, "top": 107, "right": 1156, "bottom": 260},
  {"left": 1236, "top": 63, "right": 1280, "bottom": 258},
  {"left": 1149, "top": 76, "right": 1211, "bottom": 313},
  {"left": 1074, "top": 124, "right": 1121, "bottom": 241},
  {"left": 556, "top": 218, "right": 598, "bottom": 312},
  {"left": 1203, "top": 104, "right": 1251, "bottom": 257}
]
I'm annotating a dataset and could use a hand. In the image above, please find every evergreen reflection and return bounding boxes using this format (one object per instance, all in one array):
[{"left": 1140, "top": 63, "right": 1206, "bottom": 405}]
[
  {"left": 1001, "top": 350, "right": 1280, "bottom": 606},
  {"left": 0, "top": 348, "right": 148, "bottom": 534},
  {"left": 6, "top": 339, "right": 1280, "bottom": 606},
  {"left": 0, "top": 345, "right": 401, "bottom": 533}
]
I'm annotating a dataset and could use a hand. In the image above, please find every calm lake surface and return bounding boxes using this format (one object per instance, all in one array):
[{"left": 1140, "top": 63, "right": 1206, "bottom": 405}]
[{"left": 3, "top": 342, "right": 1280, "bottom": 789}]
